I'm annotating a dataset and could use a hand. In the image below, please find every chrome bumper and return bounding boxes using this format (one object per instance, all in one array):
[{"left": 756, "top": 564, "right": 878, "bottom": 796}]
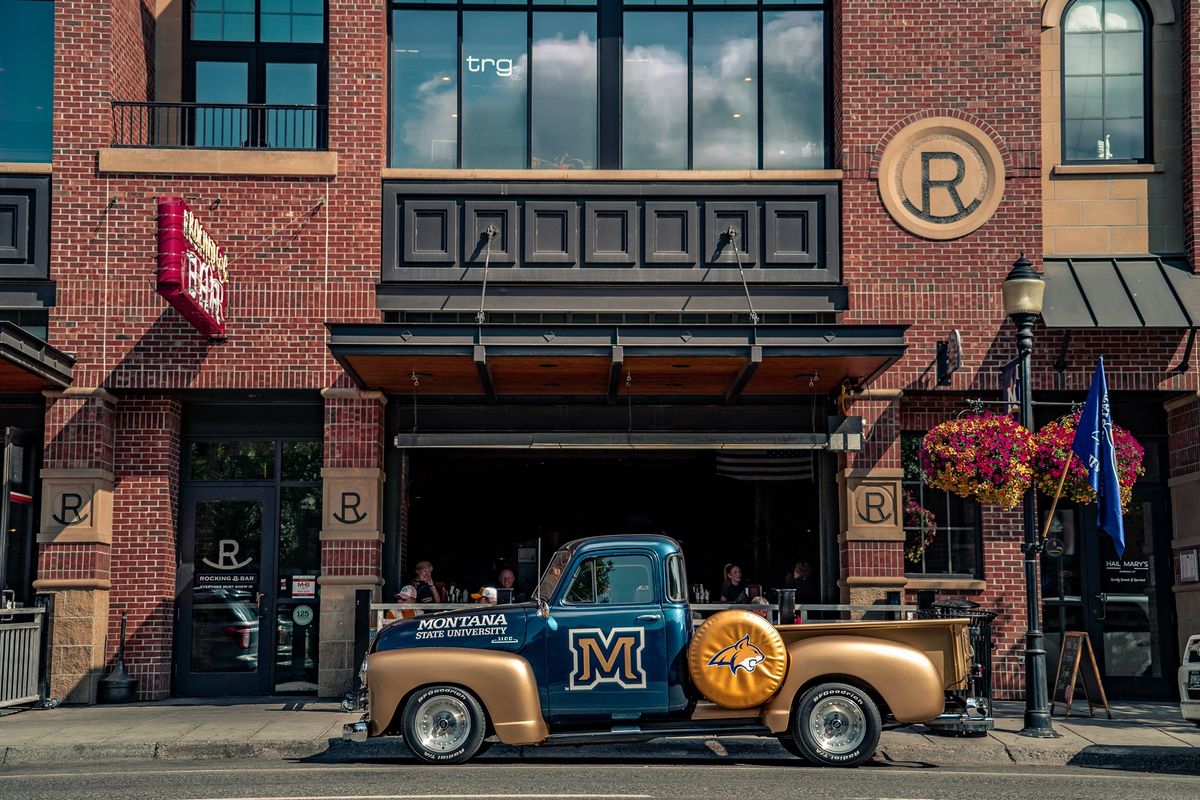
[{"left": 342, "top": 715, "right": 369, "bottom": 743}]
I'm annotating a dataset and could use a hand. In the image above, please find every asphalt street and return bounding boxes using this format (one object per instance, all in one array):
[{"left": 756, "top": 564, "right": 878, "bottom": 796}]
[{"left": 3, "top": 757, "right": 1200, "bottom": 800}]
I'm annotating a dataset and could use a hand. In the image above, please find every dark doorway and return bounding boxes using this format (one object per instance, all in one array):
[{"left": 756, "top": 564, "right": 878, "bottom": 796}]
[{"left": 404, "top": 450, "right": 822, "bottom": 604}]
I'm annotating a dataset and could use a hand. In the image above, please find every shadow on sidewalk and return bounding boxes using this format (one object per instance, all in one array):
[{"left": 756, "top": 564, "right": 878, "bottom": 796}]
[{"left": 1069, "top": 745, "right": 1200, "bottom": 776}]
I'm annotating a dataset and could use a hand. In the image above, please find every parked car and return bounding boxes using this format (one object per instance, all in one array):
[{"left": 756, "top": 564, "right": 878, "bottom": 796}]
[
  {"left": 1181, "top": 633, "right": 1200, "bottom": 726},
  {"left": 344, "top": 535, "right": 974, "bottom": 767},
  {"left": 190, "top": 587, "right": 258, "bottom": 671}
]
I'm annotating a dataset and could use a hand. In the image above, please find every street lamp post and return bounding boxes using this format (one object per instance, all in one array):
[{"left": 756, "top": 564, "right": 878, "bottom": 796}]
[{"left": 1002, "top": 253, "right": 1059, "bottom": 738}]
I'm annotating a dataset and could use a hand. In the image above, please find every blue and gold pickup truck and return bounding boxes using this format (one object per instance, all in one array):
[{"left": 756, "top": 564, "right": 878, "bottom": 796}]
[{"left": 344, "top": 535, "right": 973, "bottom": 767}]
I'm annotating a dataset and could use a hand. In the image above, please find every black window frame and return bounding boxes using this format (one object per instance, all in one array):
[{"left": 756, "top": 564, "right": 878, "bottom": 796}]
[
  {"left": 900, "top": 431, "right": 985, "bottom": 580},
  {"left": 386, "top": 0, "right": 831, "bottom": 170},
  {"left": 1059, "top": 0, "right": 1152, "bottom": 165},
  {"left": 184, "top": 1, "right": 330, "bottom": 147}
]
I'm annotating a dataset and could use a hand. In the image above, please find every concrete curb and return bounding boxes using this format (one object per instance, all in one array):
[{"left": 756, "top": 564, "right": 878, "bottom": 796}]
[{"left": 3, "top": 735, "right": 1199, "bottom": 772}]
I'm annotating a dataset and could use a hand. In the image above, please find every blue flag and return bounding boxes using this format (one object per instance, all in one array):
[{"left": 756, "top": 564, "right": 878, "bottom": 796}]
[{"left": 1071, "top": 357, "right": 1125, "bottom": 558}]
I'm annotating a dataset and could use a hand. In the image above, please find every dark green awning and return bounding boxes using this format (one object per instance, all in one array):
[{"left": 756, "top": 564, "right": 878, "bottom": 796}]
[{"left": 1043, "top": 257, "right": 1200, "bottom": 329}]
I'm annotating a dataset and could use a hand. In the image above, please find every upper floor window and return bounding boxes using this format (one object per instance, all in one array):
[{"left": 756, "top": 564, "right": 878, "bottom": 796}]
[
  {"left": 1062, "top": 0, "right": 1149, "bottom": 162},
  {"left": 187, "top": 0, "right": 328, "bottom": 148},
  {"left": 388, "top": 0, "right": 828, "bottom": 170},
  {"left": 0, "top": 0, "right": 53, "bottom": 163}
]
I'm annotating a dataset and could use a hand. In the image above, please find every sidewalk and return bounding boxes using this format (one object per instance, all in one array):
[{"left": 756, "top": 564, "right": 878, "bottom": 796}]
[{"left": 1, "top": 697, "right": 1197, "bottom": 770}]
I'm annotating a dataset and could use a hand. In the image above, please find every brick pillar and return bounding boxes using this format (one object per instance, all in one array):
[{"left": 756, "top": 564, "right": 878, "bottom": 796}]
[
  {"left": 318, "top": 388, "right": 386, "bottom": 697},
  {"left": 34, "top": 389, "right": 117, "bottom": 704},
  {"left": 108, "top": 396, "right": 181, "bottom": 700},
  {"left": 1167, "top": 392, "right": 1200, "bottom": 659},
  {"left": 837, "top": 394, "right": 907, "bottom": 607}
]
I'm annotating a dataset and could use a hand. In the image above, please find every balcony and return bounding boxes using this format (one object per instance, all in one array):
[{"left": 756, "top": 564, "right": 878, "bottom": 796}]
[{"left": 110, "top": 101, "right": 328, "bottom": 150}]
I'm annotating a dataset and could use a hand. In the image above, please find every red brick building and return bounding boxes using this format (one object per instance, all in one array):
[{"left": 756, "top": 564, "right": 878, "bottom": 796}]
[{"left": 1, "top": 0, "right": 1197, "bottom": 706}]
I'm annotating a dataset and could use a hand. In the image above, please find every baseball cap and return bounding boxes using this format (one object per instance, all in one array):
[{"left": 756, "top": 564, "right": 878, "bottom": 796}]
[
  {"left": 471, "top": 586, "right": 498, "bottom": 602},
  {"left": 397, "top": 585, "right": 417, "bottom": 600}
]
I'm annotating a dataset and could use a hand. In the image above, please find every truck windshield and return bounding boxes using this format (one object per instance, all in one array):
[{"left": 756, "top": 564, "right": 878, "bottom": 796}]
[{"left": 536, "top": 546, "right": 575, "bottom": 600}]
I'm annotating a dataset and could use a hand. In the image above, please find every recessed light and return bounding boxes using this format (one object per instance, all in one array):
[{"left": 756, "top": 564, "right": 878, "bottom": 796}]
[
  {"left": 441, "top": 76, "right": 451, "bottom": 82},
  {"left": 671, "top": 364, "right": 690, "bottom": 369},
  {"left": 451, "top": 113, "right": 458, "bottom": 118},
  {"left": 731, "top": 113, "right": 742, "bottom": 119},
  {"left": 539, "top": 363, "right": 557, "bottom": 368},
  {"left": 743, "top": 77, "right": 753, "bottom": 82}
]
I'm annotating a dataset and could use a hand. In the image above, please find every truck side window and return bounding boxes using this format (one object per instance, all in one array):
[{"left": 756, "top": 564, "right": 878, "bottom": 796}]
[
  {"left": 563, "top": 554, "right": 655, "bottom": 605},
  {"left": 665, "top": 554, "right": 686, "bottom": 603}
]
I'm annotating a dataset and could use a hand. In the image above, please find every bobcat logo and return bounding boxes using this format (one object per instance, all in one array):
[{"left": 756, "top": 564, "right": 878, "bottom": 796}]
[{"left": 708, "top": 635, "right": 765, "bottom": 675}]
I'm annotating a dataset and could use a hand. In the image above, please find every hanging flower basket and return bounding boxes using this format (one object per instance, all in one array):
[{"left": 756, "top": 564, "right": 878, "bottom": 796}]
[
  {"left": 1031, "top": 412, "right": 1145, "bottom": 511},
  {"left": 903, "top": 490, "right": 937, "bottom": 563},
  {"left": 919, "top": 413, "right": 1035, "bottom": 508}
]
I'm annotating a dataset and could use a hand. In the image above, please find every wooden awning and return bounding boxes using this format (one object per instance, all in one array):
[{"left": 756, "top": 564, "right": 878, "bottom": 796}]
[
  {"left": 327, "top": 323, "right": 906, "bottom": 401},
  {"left": 0, "top": 321, "right": 75, "bottom": 392}
]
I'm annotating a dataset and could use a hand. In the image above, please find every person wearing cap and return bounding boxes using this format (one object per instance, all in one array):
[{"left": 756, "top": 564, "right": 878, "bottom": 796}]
[
  {"left": 472, "top": 586, "right": 497, "bottom": 605},
  {"left": 385, "top": 583, "right": 420, "bottom": 622}
]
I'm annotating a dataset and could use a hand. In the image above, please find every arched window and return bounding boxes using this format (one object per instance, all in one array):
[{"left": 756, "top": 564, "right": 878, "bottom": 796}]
[{"left": 1062, "top": 0, "right": 1150, "bottom": 162}]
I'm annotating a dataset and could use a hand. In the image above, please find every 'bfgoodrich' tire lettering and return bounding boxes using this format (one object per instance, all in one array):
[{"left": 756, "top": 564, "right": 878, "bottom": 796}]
[
  {"left": 401, "top": 685, "right": 488, "bottom": 765},
  {"left": 791, "top": 682, "right": 881, "bottom": 768}
]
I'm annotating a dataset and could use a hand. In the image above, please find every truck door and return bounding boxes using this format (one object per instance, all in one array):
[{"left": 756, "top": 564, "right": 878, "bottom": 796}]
[{"left": 546, "top": 550, "right": 668, "bottom": 723}]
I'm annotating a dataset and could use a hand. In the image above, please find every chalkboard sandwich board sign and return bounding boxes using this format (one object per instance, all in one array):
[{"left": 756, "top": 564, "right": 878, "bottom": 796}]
[{"left": 1050, "top": 631, "right": 1111, "bottom": 719}]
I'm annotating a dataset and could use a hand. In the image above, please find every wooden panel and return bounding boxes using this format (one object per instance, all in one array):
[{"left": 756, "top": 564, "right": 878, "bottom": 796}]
[
  {"left": 619, "top": 356, "right": 745, "bottom": 396},
  {"left": 345, "top": 355, "right": 484, "bottom": 395},
  {"left": 0, "top": 360, "right": 54, "bottom": 392},
  {"left": 489, "top": 356, "right": 610, "bottom": 396},
  {"left": 742, "top": 356, "right": 892, "bottom": 395}
]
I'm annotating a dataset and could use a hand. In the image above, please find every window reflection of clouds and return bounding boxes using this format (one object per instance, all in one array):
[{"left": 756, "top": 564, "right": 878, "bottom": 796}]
[
  {"left": 391, "top": 10, "right": 457, "bottom": 168},
  {"left": 692, "top": 13, "right": 757, "bottom": 169},
  {"left": 532, "top": 14, "right": 597, "bottom": 169},
  {"left": 462, "top": 12, "right": 528, "bottom": 168},
  {"left": 764, "top": 11, "right": 824, "bottom": 169},
  {"left": 622, "top": 12, "right": 688, "bottom": 169}
]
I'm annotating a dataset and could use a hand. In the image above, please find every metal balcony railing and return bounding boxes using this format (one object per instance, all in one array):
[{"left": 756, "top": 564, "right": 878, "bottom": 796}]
[{"left": 111, "top": 101, "right": 328, "bottom": 150}]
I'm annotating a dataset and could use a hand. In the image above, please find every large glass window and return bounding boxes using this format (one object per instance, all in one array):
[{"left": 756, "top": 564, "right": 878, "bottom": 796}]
[
  {"left": 0, "top": 0, "right": 54, "bottom": 162},
  {"left": 186, "top": 0, "right": 327, "bottom": 148},
  {"left": 532, "top": 13, "right": 598, "bottom": 169},
  {"left": 389, "top": 1, "right": 829, "bottom": 169},
  {"left": 1062, "top": 0, "right": 1149, "bottom": 162},
  {"left": 901, "top": 433, "right": 983, "bottom": 578}
]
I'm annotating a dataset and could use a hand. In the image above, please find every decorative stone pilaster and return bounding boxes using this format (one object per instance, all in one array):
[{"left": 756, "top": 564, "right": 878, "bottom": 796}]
[
  {"left": 318, "top": 388, "right": 386, "bottom": 697},
  {"left": 34, "top": 388, "right": 117, "bottom": 704}
]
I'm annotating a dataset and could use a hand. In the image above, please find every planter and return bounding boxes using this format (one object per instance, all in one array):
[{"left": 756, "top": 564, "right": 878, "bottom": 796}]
[
  {"left": 919, "top": 413, "right": 1035, "bottom": 509},
  {"left": 1032, "top": 412, "right": 1144, "bottom": 511}
]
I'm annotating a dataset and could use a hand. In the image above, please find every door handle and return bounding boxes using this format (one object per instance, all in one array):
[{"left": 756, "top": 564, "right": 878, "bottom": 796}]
[
  {"left": 1093, "top": 593, "right": 1107, "bottom": 621},
  {"left": 635, "top": 614, "right": 661, "bottom": 622}
]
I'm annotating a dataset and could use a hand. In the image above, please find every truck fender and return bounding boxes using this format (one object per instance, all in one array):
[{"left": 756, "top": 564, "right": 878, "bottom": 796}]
[
  {"left": 366, "top": 647, "right": 549, "bottom": 745},
  {"left": 761, "top": 635, "right": 945, "bottom": 732}
]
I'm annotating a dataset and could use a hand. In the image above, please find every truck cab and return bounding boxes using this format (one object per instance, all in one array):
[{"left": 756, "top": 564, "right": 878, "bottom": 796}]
[{"left": 351, "top": 534, "right": 971, "bottom": 767}]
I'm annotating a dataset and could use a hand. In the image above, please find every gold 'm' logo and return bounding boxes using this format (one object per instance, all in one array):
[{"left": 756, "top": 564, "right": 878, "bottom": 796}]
[{"left": 569, "top": 628, "right": 646, "bottom": 689}]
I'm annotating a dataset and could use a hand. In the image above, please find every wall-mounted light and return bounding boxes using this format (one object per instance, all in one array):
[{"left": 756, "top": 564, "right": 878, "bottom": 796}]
[{"left": 827, "top": 415, "right": 864, "bottom": 452}]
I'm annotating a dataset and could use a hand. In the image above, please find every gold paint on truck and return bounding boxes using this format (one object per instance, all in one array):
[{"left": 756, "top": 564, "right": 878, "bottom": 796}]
[{"left": 365, "top": 647, "right": 548, "bottom": 745}]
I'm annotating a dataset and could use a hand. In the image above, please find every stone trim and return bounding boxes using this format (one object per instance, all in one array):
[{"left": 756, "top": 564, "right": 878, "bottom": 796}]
[
  {"left": 319, "top": 529, "right": 384, "bottom": 541},
  {"left": 1051, "top": 163, "right": 1164, "bottom": 176},
  {"left": 98, "top": 148, "right": 339, "bottom": 177},
  {"left": 0, "top": 162, "right": 52, "bottom": 174},
  {"left": 317, "top": 574, "right": 383, "bottom": 586},
  {"left": 381, "top": 168, "right": 844, "bottom": 182},
  {"left": 320, "top": 388, "right": 387, "bottom": 403},
  {"left": 1042, "top": 0, "right": 1174, "bottom": 28},
  {"left": 905, "top": 578, "right": 987, "bottom": 591},
  {"left": 40, "top": 468, "right": 115, "bottom": 482},
  {"left": 32, "top": 578, "right": 112, "bottom": 590},
  {"left": 840, "top": 576, "right": 910, "bottom": 587},
  {"left": 1172, "top": 583, "right": 1200, "bottom": 594},
  {"left": 44, "top": 387, "right": 119, "bottom": 404}
]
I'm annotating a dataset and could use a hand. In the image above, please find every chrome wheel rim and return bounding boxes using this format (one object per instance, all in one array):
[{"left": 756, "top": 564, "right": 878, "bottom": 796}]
[
  {"left": 808, "top": 696, "right": 866, "bottom": 754},
  {"left": 414, "top": 695, "right": 471, "bottom": 753}
]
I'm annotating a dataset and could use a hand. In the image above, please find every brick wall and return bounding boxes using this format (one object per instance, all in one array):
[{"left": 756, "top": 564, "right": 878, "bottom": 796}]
[
  {"left": 1168, "top": 396, "right": 1200, "bottom": 477},
  {"left": 107, "top": 395, "right": 181, "bottom": 699},
  {"left": 1183, "top": 0, "right": 1199, "bottom": 269}
]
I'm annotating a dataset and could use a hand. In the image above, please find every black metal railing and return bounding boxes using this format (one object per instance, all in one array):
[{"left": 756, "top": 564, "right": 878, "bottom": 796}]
[{"left": 111, "top": 101, "right": 328, "bottom": 150}]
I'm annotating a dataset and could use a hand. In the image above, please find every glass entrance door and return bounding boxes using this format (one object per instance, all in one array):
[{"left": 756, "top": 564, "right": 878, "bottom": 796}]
[
  {"left": 1043, "top": 485, "right": 1178, "bottom": 699},
  {"left": 177, "top": 487, "right": 276, "bottom": 696}
]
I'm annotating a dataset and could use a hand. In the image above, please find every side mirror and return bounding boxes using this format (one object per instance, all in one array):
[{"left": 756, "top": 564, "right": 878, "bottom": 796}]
[{"left": 536, "top": 595, "right": 550, "bottom": 619}]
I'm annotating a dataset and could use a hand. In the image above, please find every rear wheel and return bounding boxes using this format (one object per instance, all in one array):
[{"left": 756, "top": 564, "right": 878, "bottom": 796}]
[
  {"left": 401, "top": 685, "right": 488, "bottom": 764},
  {"left": 791, "top": 682, "right": 881, "bottom": 767}
]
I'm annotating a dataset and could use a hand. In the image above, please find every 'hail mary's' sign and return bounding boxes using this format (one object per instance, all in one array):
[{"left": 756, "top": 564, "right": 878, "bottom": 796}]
[{"left": 157, "top": 196, "right": 228, "bottom": 338}]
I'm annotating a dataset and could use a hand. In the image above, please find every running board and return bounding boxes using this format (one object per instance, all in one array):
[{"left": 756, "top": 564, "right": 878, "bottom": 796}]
[{"left": 543, "top": 722, "right": 772, "bottom": 747}]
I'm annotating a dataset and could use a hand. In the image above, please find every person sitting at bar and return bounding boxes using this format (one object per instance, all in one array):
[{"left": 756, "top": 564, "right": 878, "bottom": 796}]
[
  {"left": 412, "top": 560, "right": 442, "bottom": 603},
  {"left": 750, "top": 596, "right": 770, "bottom": 619},
  {"left": 783, "top": 559, "right": 819, "bottom": 605},
  {"left": 719, "top": 563, "right": 749, "bottom": 604},
  {"left": 497, "top": 568, "right": 527, "bottom": 603},
  {"left": 472, "top": 586, "right": 497, "bottom": 605}
]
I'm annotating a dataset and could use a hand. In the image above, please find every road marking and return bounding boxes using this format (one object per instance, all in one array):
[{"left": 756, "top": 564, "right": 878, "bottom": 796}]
[{"left": 185, "top": 795, "right": 651, "bottom": 800}]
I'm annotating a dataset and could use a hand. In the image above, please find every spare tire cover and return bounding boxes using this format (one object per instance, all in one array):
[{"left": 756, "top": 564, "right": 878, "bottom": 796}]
[{"left": 688, "top": 610, "right": 788, "bottom": 709}]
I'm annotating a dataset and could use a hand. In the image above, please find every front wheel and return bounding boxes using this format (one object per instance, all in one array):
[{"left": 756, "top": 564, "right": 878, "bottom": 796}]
[
  {"left": 791, "top": 682, "right": 882, "bottom": 767},
  {"left": 401, "top": 685, "right": 488, "bottom": 764}
]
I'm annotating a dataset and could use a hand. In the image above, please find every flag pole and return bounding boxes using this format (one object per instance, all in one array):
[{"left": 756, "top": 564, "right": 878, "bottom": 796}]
[{"left": 1039, "top": 450, "right": 1074, "bottom": 541}]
